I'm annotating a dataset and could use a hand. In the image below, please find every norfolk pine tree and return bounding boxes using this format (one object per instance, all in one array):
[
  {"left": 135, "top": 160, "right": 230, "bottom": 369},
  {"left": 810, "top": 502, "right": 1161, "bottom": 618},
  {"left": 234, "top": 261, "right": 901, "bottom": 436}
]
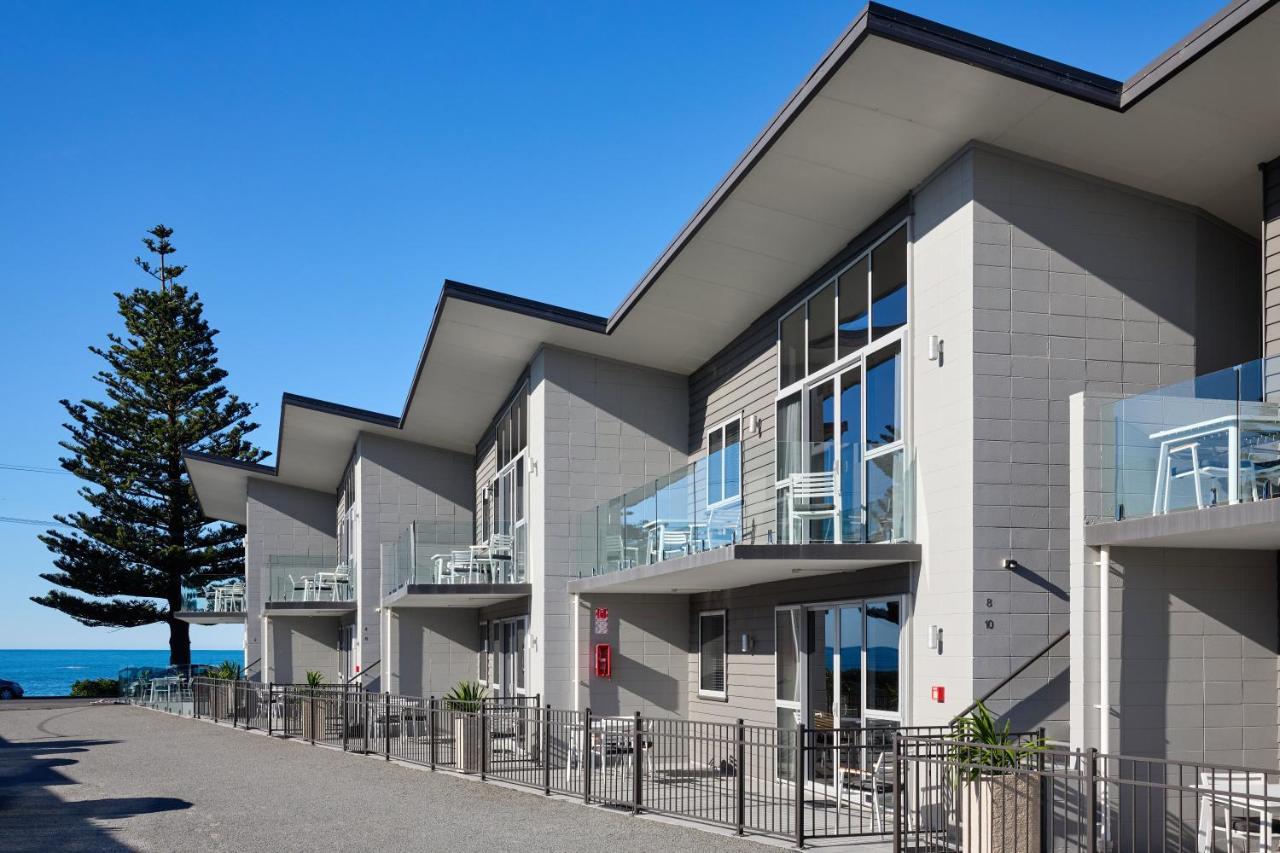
[{"left": 32, "top": 225, "right": 267, "bottom": 665}]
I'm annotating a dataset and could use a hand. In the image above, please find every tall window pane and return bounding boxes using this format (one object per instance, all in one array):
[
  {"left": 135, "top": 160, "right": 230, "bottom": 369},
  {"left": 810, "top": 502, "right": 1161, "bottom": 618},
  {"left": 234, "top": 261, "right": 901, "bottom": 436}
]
[
  {"left": 699, "top": 612, "right": 726, "bottom": 695},
  {"left": 839, "top": 369, "right": 863, "bottom": 543},
  {"left": 838, "top": 605, "right": 863, "bottom": 725},
  {"left": 775, "top": 609, "right": 801, "bottom": 703},
  {"left": 708, "top": 430, "right": 724, "bottom": 505},
  {"left": 867, "top": 451, "right": 904, "bottom": 543},
  {"left": 776, "top": 393, "right": 802, "bottom": 481},
  {"left": 866, "top": 343, "right": 901, "bottom": 449},
  {"left": 871, "top": 227, "right": 908, "bottom": 341},
  {"left": 723, "top": 421, "right": 741, "bottom": 501},
  {"left": 780, "top": 308, "right": 805, "bottom": 388},
  {"left": 838, "top": 258, "right": 869, "bottom": 356},
  {"left": 866, "top": 599, "right": 901, "bottom": 712},
  {"left": 807, "top": 282, "right": 835, "bottom": 373}
]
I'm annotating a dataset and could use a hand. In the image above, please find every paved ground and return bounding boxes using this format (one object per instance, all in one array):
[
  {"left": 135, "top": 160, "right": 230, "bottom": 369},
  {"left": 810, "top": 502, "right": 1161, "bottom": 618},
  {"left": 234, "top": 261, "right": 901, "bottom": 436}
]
[{"left": 0, "top": 701, "right": 862, "bottom": 852}]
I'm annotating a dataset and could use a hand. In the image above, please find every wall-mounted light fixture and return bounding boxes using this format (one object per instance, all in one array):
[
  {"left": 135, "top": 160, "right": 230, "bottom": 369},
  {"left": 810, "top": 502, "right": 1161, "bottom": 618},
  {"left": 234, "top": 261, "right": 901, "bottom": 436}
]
[
  {"left": 927, "top": 624, "right": 942, "bottom": 651},
  {"left": 927, "top": 335, "right": 943, "bottom": 362},
  {"left": 741, "top": 632, "right": 753, "bottom": 654},
  {"left": 745, "top": 414, "right": 762, "bottom": 436},
  {"left": 1003, "top": 558, "right": 1018, "bottom": 570}
]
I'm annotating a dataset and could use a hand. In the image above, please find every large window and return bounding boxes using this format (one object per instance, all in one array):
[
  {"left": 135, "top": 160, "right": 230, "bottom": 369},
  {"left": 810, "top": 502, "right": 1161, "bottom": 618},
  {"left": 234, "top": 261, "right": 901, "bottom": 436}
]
[
  {"left": 698, "top": 610, "right": 727, "bottom": 699},
  {"left": 706, "top": 419, "right": 742, "bottom": 507},
  {"left": 775, "top": 223, "right": 909, "bottom": 545},
  {"left": 488, "top": 385, "right": 528, "bottom": 582}
]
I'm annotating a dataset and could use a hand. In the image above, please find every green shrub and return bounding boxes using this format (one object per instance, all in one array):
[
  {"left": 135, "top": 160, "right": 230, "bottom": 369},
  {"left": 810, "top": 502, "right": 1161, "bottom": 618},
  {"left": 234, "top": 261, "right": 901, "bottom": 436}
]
[
  {"left": 70, "top": 677, "right": 120, "bottom": 698},
  {"left": 443, "top": 679, "right": 488, "bottom": 712},
  {"left": 209, "top": 660, "right": 242, "bottom": 680},
  {"left": 305, "top": 670, "right": 326, "bottom": 687}
]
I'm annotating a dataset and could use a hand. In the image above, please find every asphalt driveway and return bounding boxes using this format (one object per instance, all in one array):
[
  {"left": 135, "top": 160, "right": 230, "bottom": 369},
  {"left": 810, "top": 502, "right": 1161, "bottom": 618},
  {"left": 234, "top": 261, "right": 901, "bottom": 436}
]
[{"left": 0, "top": 701, "right": 778, "bottom": 852}]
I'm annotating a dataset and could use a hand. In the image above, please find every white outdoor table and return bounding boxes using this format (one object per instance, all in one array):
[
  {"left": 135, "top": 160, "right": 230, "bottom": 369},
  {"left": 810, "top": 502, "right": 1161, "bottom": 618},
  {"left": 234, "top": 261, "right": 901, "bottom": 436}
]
[{"left": 1148, "top": 414, "right": 1280, "bottom": 514}]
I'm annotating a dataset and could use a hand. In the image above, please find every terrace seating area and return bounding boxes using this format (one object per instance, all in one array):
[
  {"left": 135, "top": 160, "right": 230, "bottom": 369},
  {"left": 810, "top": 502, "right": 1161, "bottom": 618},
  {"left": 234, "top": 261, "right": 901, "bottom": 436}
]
[
  {"left": 286, "top": 565, "right": 353, "bottom": 602},
  {"left": 429, "top": 533, "right": 521, "bottom": 584}
]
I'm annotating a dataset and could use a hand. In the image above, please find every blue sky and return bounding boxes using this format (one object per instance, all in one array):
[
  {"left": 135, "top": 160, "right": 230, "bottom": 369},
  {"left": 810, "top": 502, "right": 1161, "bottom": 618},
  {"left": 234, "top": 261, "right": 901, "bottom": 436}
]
[{"left": 0, "top": 1, "right": 1223, "bottom": 651}]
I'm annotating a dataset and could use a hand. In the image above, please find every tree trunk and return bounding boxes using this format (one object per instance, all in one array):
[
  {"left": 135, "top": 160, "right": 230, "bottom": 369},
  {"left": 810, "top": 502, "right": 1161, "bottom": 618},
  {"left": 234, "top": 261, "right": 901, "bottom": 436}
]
[{"left": 169, "top": 615, "right": 191, "bottom": 667}]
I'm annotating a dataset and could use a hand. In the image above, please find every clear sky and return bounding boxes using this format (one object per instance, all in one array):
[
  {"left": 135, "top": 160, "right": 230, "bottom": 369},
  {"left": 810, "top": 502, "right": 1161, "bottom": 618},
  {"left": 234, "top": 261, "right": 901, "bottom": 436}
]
[{"left": 0, "top": 1, "right": 1225, "bottom": 651}]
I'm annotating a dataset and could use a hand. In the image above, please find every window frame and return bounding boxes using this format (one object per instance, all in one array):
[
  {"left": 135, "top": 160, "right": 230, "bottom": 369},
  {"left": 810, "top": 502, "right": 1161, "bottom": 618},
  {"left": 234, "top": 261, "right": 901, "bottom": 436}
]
[
  {"left": 705, "top": 416, "right": 743, "bottom": 509},
  {"left": 697, "top": 609, "right": 728, "bottom": 701},
  {"left": 774, "top": 219, "right": 911, "bottom": 545}
]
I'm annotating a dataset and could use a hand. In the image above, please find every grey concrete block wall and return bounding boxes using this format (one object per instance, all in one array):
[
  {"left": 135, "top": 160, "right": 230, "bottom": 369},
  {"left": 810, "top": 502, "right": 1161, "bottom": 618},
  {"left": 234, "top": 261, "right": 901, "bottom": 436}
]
[
  {"left": 245, "top": 479, "right": 337, "bottom": 680},
  {"left": 534, "top": 346, "right": 689, "bottom": 709},
  {"left": 390, "top": 608, "right": 480, "bottom": 697},
  {"left": 1104, "top": 547, "right": 1278, "bottom": 768},
  {"left": 269, "top": 614, "right": 342, "bottom": 684},
  {"left": 965, "top": 146, "right": 1259, "bottom": 736},
  {"left": 574, "top": 593, "right": 690, "bottom": 718},
  {"left": 356, "top": 432, "right": 474, "bottom": 689}
]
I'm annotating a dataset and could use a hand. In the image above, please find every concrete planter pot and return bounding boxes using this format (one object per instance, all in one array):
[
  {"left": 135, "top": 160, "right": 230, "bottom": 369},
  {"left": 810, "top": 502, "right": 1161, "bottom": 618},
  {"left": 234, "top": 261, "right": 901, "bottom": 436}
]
[
  {"left": 453, "top": 714, "right": 483, "bottom": 773},
  {"left": 303, "top": 696, "right": 328, "bottom": 741},
  {"left": 212, "top": 682, "right": 233, "bottom": 720},
  {"left": 962, "top": 774, "right": 1041, "bottom": 853}
]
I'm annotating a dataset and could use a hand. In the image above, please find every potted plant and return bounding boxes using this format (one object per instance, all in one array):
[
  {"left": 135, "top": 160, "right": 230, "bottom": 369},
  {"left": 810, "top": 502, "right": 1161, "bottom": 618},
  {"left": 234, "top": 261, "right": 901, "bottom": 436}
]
[
  {"left": 444, "top": 680, "right": 488, "bottom": 772},
  {"left": 953, "top": 702, "right": 1044, "bottom": 853},
  {"left": 208, "top": 660, "right": 241, "bottom": 720},
  {"left": 302, "top": 670, "right": 327, "bottom": 741}
]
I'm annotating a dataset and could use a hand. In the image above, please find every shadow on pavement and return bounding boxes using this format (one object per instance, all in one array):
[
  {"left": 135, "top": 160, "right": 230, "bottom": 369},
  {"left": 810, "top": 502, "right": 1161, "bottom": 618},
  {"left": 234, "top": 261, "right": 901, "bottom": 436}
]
[{"left": 0, "top": 733, "right": 191, "bottom": 851}]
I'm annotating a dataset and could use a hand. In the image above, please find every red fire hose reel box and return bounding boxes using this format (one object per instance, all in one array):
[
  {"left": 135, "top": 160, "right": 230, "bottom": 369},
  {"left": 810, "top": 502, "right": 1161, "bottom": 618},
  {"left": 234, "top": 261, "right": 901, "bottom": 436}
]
[{"left": 594, "top": 643, "right": 612, "bottom": 678}]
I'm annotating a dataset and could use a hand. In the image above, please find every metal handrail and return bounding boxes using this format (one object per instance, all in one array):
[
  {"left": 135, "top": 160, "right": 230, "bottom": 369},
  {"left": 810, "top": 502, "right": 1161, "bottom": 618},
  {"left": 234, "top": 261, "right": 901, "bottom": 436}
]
[{"left": 950, "top": 628, "right": 1069, "bottom": 722}]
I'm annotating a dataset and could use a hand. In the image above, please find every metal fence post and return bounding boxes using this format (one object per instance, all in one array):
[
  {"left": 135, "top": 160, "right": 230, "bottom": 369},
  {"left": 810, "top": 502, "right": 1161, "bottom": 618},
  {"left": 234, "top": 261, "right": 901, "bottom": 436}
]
[
  {"left": 632, "top": 711, "right": 643, "bottom": 814},
  {"left": 480, "top": 707, "right": 489, "bottom": 780},
  {"left": 267, "top": 683, "right": 274, "bottom": 735},
  {"left": 193, "top": 680, "right": 201, "bottom": 720},
  {"left": 1087, "top": 747, "right": 1100, "bottom": 853},
  {"left": 583, "top": 708, "right": 592, "bottom": 804},
  {"left": 384, "top": 692, "right": 391, "bottom": 761},
  {"left": 735, "top": 718, "right": 746, "bottom": 836},
  {"left": 543, "top": 704, "right": 552, "bottom": 796},
  {"left": 794, "top": 722, "right": 806, "bottom": 849},
  {"left": 363, "top": 691, "right": 370, "bottom": 754},
  {"left": 232, "top": 682, "right": 239, "bottom": 729},
  {"left": 308, "top": 688, "right": 316, "bottom": 745},
  {"left": 429, "top": 697, "right": 438, "bottom": 770},
  {"left": 892, "top": 734, "right": 903, "bottom": 853},
  {"left": 342, "top": 685, "right": 350, "bottom": 751}
]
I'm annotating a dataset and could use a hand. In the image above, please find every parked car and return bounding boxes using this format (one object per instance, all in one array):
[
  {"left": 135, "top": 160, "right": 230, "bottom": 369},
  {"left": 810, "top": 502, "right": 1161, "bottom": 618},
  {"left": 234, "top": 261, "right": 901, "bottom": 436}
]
[{"left": 0, "top": 679, "right": 24, "bottom": 699}]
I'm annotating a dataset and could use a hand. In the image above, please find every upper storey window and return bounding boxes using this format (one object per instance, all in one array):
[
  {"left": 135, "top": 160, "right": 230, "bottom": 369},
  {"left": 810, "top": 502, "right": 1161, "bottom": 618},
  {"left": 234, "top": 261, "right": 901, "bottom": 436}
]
[
  {"left": 496, "top": 388, "right": 527, "bottom": 471},
  {"left": 778, "top": 225, "right": 907, "bottom": 391}
]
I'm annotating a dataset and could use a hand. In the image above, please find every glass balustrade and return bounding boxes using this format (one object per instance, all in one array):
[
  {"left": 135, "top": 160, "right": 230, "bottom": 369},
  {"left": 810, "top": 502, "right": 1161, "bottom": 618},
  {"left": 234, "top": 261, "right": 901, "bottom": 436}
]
[
  {"left": 1103, "top": 357, "right": 1280, "bottom": 521},
  {"left": 381, "top": 519, "right": 524, "bottom": 597},
  {"left": 266, "top": 555, "right": 355, "bottom": 604}
]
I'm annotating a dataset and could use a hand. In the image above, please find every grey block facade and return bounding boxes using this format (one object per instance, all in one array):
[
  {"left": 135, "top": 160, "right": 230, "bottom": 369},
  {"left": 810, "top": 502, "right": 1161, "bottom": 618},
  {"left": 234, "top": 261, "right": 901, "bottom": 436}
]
[
  {"left": 357, "top": 432, "right": 474, "bottom": 689},
  {"left": 245, "top": 479, "right": 337, "bottom": 679},
  {"left": 268, "top": 615, "right": 344, "bottom": 684},
  {"left": 389, "top": 608, "right": 481, "bottom": 697}
]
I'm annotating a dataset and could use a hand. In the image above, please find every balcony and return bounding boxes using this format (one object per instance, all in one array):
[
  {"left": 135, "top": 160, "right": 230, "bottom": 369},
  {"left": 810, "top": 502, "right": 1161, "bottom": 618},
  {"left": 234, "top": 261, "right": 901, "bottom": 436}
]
[
  {"left": 1090, "top": 356, "right": 1280, "bottom": 548},
  {"left": 774, "top": 441, "right": 911, "bottom": 546},
  {"left": 175, "top": 574, "right": 247, "bottom": 624},
  {"left": 380, "top": 520, "right": 530, "bottom": 608},
  {"left": 571, "top": 452, "right": 917, "bottom": 595},
  {"left": 264, "top": 555, "right": 356, "bottom": 615}
]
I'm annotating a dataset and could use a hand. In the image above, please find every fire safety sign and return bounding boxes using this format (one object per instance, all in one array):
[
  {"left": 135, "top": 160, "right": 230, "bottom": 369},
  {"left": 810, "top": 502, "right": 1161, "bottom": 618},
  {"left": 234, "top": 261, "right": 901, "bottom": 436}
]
[{"left": 593, "top": 608, "right": 609, "bottom": 635}]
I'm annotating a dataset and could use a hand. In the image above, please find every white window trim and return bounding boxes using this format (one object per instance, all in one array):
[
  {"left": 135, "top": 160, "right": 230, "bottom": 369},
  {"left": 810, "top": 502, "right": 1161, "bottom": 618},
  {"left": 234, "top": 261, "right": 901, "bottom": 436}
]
[
  {"left": 697, "top": 609, "right": 728, "bottom": 700},
  {"left": 705, "top": 416, "right": 743, "bottom": 509}
]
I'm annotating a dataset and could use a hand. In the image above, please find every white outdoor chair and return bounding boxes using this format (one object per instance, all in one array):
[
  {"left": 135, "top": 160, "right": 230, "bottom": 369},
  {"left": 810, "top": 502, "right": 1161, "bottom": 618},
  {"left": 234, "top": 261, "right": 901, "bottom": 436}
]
[
  {"left": 840, "top": 750, "right": 896, "bottom": 833},
  {"left": 332, "top": 567, "right": 352, "bottom": 601},
  {"left": 1197, "top": 771, "right": 1276, "bottom": 853},
  {"left": 603, "top": 535, "right": 639, "bottom": 573},
  {"left": 487, "top": 534, "right": 515, "bottom": 582},
  {"left": 788, "top": 471, "right": 839, "bottom": 543},
  {"left": 449, "top": 550, "right": 476, "bottom": 583},
  {"left": 288, "top": 574, "right": 313, "bottom": 601},
  {"left": 651, "top": 529, "right": 692, "bottom": 562},
  {"left": 1163, "top": 442, "right": 1259, "bottom": 512}
]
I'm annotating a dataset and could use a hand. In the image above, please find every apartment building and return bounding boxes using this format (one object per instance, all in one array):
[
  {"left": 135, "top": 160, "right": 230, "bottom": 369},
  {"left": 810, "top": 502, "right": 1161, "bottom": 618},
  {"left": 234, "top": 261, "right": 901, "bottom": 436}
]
[{"left": 182, "top": 0, "right": 1280, "bottom": 775}]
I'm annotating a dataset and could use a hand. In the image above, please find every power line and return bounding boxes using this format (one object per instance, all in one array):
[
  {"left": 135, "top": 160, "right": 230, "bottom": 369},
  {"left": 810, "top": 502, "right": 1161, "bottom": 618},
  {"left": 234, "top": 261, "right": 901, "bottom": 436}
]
[
  {"left": 0, "top": 516, "right": 74, "bottom": 528},
  {"left": 0, "top": 463, "right": 68, "bottom": 475}
]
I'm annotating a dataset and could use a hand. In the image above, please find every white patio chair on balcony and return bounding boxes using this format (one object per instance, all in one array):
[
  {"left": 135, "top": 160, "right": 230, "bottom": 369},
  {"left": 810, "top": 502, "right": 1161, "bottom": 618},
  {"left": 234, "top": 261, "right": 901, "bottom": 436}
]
[
  {"left": 288, "top": 574, "right": 313, "bottom": 602},
  {"left": 602, "top": 535, "right": 639, "bottom": 573},
  {"left": 1197, "top": 770, "right": 1277, "bottom": 853},
  {"left": 787, "top": 471, "right": 839, "bottom": 543},
  {"left": 651, "top": 529, "right": 692, "bottom": 562},
  {"left": 448, "top": 550, "right": 476, "bottom": 583},
  {"left": 486, "top": 534, "right": 515, "bottom": 582}
]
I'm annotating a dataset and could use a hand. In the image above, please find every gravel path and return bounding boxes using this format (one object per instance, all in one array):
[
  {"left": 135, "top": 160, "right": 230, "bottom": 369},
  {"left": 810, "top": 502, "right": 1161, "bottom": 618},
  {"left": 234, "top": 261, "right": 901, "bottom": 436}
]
[{"left": 0, "top": 702, "right": 779, "bottom": 852}]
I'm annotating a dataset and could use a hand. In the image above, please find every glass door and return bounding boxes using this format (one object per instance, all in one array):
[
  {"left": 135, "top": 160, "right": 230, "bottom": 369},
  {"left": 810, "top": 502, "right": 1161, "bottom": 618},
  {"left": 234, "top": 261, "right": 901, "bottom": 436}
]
[
  {"left": 495, "top": 616, "right": 529, "bottom": 698},
  {"left": 805, "top": 608, "right": 837, "bottom": 787}
]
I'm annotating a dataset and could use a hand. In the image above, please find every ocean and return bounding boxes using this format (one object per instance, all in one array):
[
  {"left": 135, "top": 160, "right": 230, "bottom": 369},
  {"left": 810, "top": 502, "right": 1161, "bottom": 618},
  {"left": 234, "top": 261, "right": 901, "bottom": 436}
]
[{"left": 0, "top": 649, "right": 241, "bottom": 697}]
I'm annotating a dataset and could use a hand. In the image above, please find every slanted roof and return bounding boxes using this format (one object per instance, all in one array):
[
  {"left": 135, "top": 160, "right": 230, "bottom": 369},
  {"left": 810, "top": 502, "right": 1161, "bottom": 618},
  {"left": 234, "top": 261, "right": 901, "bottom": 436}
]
[{"left": 191, "top": 0, "right": 1280, "bottom": 516}]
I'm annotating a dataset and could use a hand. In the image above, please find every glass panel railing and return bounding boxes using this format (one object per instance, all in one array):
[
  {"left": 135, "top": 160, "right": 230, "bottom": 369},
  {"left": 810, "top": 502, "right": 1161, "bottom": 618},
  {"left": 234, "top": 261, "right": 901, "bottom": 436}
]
[
  {"left": 180, "top": 573, "right": 247, "bottom": 614},
  {"left": 774, "top": 441, "right": 911, "bottom": 545},
  {"left": 577, "top": 456, "right": 743, "bottom": 578},
  {"left": 266, "top": 555, "right": 354, "bottom": 604},
  {"left": 1103, "top": 357, "right": 1278, "bottom": 521},
  {"left": 381, "top": 519, "right": 524, "bottom": 597}
]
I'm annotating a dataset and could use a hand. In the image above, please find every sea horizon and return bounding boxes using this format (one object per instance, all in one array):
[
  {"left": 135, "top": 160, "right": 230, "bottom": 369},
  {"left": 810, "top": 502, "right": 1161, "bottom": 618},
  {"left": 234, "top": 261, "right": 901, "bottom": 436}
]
[{"left": 0, "top": 648, "right": 242, "bottom": 697}]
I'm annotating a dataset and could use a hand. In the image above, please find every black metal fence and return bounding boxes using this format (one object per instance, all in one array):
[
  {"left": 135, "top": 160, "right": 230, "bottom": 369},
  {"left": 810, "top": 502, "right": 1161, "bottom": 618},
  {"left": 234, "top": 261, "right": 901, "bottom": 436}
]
[{"left": 141, "top": 681, "right": 1280, "bottom": 850}]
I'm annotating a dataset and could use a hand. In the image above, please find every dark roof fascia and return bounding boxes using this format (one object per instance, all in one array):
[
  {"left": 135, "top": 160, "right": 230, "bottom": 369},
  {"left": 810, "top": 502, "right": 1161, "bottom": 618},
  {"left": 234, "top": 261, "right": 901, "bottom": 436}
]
[
  {"left": 182, "top": 449, "right": 278, "bottom": 477},
  {"left": 397, "top": 279, "right": 608, "bottom": 429},
  {"left": 1119, "top": 0, "right": 1279, "bottom": 109},
  {"left": 279, "top": 392, "right": 400, "bottom": 429}
]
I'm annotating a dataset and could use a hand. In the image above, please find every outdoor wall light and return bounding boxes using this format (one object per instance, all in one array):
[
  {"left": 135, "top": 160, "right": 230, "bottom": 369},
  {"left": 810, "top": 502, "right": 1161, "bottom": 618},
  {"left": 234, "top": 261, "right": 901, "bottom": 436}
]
[
  {"left": 741, "top": 632, "right": 753, "bottom": 654},
  {"left": 745, "top": 414, "right": 762, "bottom": 436},
  {"left": 927, "top": 335, "right": 943, "bottom": 362},
  {"left": 1003, "top": 558, "right": 1019, "bottom": 570}
]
